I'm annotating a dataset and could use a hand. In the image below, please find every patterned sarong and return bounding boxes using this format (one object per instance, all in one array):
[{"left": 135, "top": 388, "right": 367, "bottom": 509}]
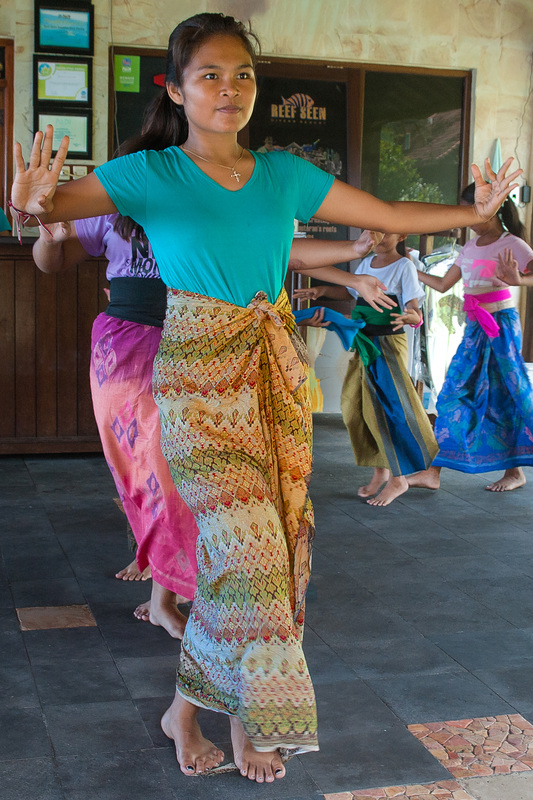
[
  {"left": 90, "top": 313, "right": 198, "bottom": 599},
  {"left": 434, "top": 308, "right": 533, "bottom": 472},
  {"left": 153, "top": 288, "right": 318, "bottom": 754},
  {"left": 341, "top": 332, "right": 438, "bottom": 476}
]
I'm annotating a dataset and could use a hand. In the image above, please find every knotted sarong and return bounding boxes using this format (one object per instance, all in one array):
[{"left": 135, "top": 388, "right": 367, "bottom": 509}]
[
  {"left": 341, "top": 324, "right": 438, "bottom": 477},
  {"left": 90, "top": 313, "right": 198, "bottom": 599},
  {"left": 434, "top": 307, "right": 533, "bottom": 472},
  {"left": 153, "top": 288, "right": 318, "bottom": 754}
]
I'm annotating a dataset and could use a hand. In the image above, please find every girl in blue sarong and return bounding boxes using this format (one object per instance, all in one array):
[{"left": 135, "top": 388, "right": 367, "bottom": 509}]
[{"left": 410, "top": 186, "right": 533, "bottom": 492}]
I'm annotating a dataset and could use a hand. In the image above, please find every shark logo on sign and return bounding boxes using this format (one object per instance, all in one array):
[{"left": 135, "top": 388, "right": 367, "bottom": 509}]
[{"left": 271, "top": 93, "right": 327, "bottom": 122}]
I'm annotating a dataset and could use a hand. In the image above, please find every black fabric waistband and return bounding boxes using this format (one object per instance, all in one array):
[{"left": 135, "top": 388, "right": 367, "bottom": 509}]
[
  {"left": 357, "top": 295, "right": 403, "bottom": 337},
  {"left": 105, "top": 277, "right": 167, "bottom": 327}
]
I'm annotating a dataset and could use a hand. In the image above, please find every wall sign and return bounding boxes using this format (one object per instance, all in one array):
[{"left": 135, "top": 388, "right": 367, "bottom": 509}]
[{"left": 35, "top": 1, "right": 94, "bottom": 55}]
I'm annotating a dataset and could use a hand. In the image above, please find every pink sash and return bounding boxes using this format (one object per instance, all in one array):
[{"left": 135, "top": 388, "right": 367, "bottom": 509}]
[{"left": 463, "top": 289, "right": 512, "bottom": 338}]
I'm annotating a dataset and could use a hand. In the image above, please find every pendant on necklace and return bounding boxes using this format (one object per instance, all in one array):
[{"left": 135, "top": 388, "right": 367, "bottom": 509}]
[{"left": 231, "top": 168, "right": 241, "bottom": 182}]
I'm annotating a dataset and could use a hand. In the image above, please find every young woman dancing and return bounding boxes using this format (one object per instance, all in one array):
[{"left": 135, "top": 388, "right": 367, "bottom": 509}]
[{"left": 11, "top": 12, "right": 520, "bottom": 784}]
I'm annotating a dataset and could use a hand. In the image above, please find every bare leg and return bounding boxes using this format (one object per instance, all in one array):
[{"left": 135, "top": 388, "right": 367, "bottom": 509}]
[
  {"left": 367, "top": 475, "right": 408, "bottom": 506},
  {"left": 115, "top": 559, "right": 152, "bottom": 581},
  {"left": 148, "top": 581, "right": 188, "bottom": 639},
  {"left": 485, "top": 467, "right": 526, "bottom": 492},
  {"left": 230, "top": 716, "right": 285, "bottom": 783},
  {"left": 407, "top": 465, "right": 441, "bottom": 490},
  {"left": 161, "top": 691, "right": 224, "bottom": 775},
  {"left": 358, "top": 467, "right": 389, "bottom": 498}
]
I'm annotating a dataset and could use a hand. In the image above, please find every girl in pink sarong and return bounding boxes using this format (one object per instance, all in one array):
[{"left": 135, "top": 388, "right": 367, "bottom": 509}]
[{"left": 33, "top": 215, "right": 198, "bottom": 637}]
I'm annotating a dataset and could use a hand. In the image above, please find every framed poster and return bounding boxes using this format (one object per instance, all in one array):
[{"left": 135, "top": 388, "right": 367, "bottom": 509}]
[
  {"left": 35, "top": 1, "right": 94, "bottom": 55},
  {"left": 249, "top": 72, "right": 348, "bottom": 243},
  {"left": 35, "top": 109, "right": 92, "bottom": 159},
  {"left": 34, "top": 55, "right": 91, "bottom": 104}
]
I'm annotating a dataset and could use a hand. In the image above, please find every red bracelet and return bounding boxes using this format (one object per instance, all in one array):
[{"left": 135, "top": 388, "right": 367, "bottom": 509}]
[{"left": 7, "top": 200, "right": 53, "bottom": 245}]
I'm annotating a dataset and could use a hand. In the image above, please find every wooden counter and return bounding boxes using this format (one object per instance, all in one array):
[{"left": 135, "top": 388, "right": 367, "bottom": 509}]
[{"left": 0, "top": 238, "right": 108, "bottom": 453}]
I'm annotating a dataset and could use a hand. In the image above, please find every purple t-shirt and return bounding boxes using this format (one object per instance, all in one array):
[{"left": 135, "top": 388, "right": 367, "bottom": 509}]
[{"left": 75, "top": 214, "right": 160, "bottom": 280}]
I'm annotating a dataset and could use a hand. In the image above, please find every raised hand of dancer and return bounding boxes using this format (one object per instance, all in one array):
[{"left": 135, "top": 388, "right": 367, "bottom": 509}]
[
  {"left": 38, "top": 220, "right": 73, "bottom": 244},
  {"left": 495, "top": 247, "right": 525, "bottom": 286},
  {"left": 12, "top": 126, "right": 69, "bottom": 217},
  {"left": 472, "top": 158, "right": 522, "bottom": 222},
  {"left": 293, "top": 286, "right": 326, "bottom": 301},
  {"left": 391, "top": 304, "right": 422, "bottom": 331},
  {"left": 351, "top": 229, "right": 383, "bottom": 259}
]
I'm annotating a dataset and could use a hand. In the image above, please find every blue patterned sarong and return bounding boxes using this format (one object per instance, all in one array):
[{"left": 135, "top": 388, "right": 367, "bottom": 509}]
[{"left": 433, "top": 308, "right": 533, "bottom": 472}]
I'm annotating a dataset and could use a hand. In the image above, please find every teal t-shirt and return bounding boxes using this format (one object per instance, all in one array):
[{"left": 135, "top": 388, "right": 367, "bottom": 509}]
[{"left": 94, "top": 148, "right": 334, "bottom": 307}]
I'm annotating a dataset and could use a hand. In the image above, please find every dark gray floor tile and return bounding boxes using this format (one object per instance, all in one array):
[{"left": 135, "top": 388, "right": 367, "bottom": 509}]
[
  {"left": 157, "top": 746, "right": 322, "bottom": 799},
  {"left": 11, "top": 576, "right": 86, "bottom": 607},
  {"left": 0, "top": 707, "right": 52, "bottom": 760},
  {"left": 431, "top": 629, "right": 533, "bottom": 672},
  {"left": 2, "top": 549, "right": 76, "bottom": 582},
  {"left": 0, "top": 578, "right": 14, "bottom": 607},
  {"left": 57, "top": 750, "right": 177, "bottom": 800},
  {"left": 23, "top": 626, "right": 110, "bottom": 665},
  {"left": 0, "top": 662, "right": 40, "bottom": 708},
  {"left": 366, "top": 670, "right": 516, "bottom": 723},
  {"left": 473, "top": 663, "right": 533, "bottom": 720},
  {"left": 45, "top": 699, "right": 153, "bottom": 755},
  {"left": 92, "top": 602, "right": 182, "bottom": 659},
  {"left": 323, "top": 633, "right": 459, "bottom": 679},
  {"left": 0, "top": 629, "right": 30, "bottom": 667},
  {"left": 32, "top": 657, "right": 129, "bottom": 706},
  {"left": 302, "top": 724, "right": 451, "bottom": 794},
  {"left": 116, "top": 655, "right": 178, "bottom": 699},
  {"left": 418, "top": 553, "right": 517, "bottom": 583},
  {"left": 0, "top": 606, "right": 21, "bottom": 633},
  {"left": 303, "top": 629, "right": 360, "bottom": 685},
  {"left": 458, "top": 575, "right": 533, "bottom": 627},
  {"left": 0, "top": 757, "right": 63, "bottom": 800}
]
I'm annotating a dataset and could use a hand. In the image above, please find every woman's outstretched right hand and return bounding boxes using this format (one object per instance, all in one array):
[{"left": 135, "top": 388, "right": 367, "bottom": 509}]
[{"left": 12, "top": 125, "right": 69, "bottom": 217}]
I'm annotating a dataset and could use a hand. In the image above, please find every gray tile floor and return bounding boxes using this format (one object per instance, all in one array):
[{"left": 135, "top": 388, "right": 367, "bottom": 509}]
[{"left": 2, "top": 414, "right": 533, "bottom": 799}]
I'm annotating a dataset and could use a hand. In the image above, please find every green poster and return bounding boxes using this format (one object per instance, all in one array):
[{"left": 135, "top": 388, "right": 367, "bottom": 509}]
[{"left": 114, "top": 54, "right": 140, "bottom": 93}]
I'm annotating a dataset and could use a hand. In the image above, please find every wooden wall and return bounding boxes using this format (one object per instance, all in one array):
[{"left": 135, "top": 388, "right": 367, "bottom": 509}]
[{"left": 0, "top": 239, "right": 107, "bottom": 453}]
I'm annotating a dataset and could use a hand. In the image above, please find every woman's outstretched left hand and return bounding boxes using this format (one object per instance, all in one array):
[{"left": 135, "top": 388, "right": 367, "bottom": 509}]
[
  {"left": 472, "top": 157, "right": 522, "bottom": 221},
  {"left": 12, "top": 125, "right": 69, "bottom": 217}
]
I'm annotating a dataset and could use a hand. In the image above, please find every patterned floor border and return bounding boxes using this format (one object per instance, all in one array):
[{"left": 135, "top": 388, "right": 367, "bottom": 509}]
[{"left": 324, "top": 714, "right": 533, "bottom": 800}]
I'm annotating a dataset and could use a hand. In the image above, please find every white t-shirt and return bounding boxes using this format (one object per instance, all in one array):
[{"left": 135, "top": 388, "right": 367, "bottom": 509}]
[
  {"left": 347, "top": 255, "right": 425, "bottom": 309},
  {"left": 455, "top": 232, "right": 533, "bottom": 289}
]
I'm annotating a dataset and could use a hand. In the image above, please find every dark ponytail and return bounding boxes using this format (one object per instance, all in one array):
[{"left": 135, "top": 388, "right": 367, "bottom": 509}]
[
  {"left": 114, "top": 12, "right": 260, "bottom": 242},
  {"left": 461, "top": 182, "right": 527, "bottom": 242}
]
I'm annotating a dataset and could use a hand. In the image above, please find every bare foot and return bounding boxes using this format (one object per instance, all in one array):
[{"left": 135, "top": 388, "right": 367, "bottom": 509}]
[
  {"left": 230, "top": 716, "right": 285, "bottom": 783},
  {"left": 367, "top": 475, "right": 408, "bottom": 506},
  {"left": 358, "top": 467, "right": 389, "bottom": 498},
  {"left": 161, "top": 692, "right": 224, "bottom": 776},
  {"left": 407, "top": 466, "right": 441, "bottom": 490},
  {"left": 134, "top": 596, "right": 190, "bottom": 623},
  {"left": 148, "top": 581, "right": 188, "bottom": 639},
  {"left": 115, "top": 559, "right": 152, "bottom": 581},
  {"left": 485, "top": 468, "right": 526, "bottom": 492}
]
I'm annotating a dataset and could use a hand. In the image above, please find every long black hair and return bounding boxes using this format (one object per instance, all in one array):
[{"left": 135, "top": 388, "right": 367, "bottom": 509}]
[
  {"left": 461, "top": 182, "right": 527, "bottom": 241},
  {"left": 113, "top": 13, "right": 260, "bottom": 242}
]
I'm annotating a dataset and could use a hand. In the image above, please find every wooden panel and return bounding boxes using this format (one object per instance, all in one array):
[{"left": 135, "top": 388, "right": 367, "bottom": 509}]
[
  {"left": 35, "top": 269, "right": 58, "bottom": 437},
  {"left": 0, "top": 256, "right": 15, "bottom": 436},
  {"left": 0, "top": 240, "right": 103, "bottom": 453},
  {"left": 14, "top": 259, "right": 37, "bottom": 438},
  {"left": 77, "top": 260, "right": 100, "bottom": 436},
  {"left": 57, "top": 267, "right": 80, "bottom": 436}
]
